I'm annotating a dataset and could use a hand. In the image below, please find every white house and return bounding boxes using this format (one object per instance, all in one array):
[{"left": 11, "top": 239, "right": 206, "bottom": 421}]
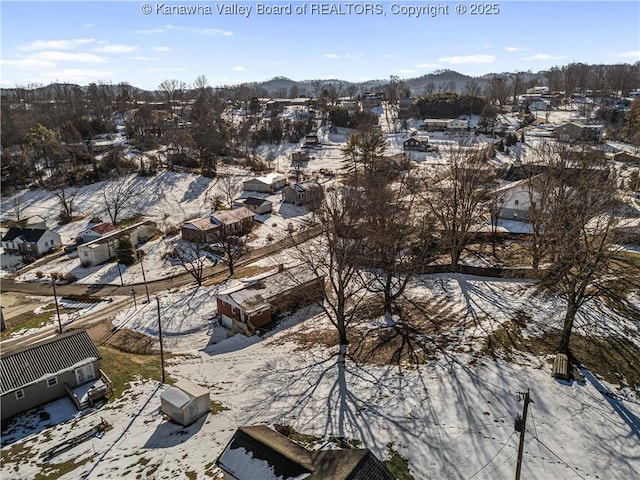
[
  {"left": 79, "top": 222, "right": 117, "bottom": 243},
  {"left": 494, "top": 180, "right": 541, "bottom": 221},
  {"left": 447, "top": 119, "right": 470, "bottom": 130},
  {"left": 242, "top": 173, "right": 287, "bottom": 194},
  {"left": 78, "top": 220, "right": 156, "bottom": 266},
  {"left": 1, "top": 228, "right": 62, "bottom": 257}
]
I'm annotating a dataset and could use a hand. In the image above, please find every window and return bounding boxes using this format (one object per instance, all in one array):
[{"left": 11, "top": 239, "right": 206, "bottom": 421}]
[
  {"left": 15, "top": 389, "right": 24, "bottom": 400},
  {"left": 514, "top": 200, "right": 520, "bottom": 206},
  {"left": 47, "top": 377, "right": 58, "bottom": 388},
  {"left": 84, "top": 251, "right": 89, "bottom": 257}
]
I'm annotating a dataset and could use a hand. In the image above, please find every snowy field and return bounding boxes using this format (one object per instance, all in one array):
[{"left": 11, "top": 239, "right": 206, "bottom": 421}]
[{"left": 2, "top": 275, "right": 638, "bottom": 479}]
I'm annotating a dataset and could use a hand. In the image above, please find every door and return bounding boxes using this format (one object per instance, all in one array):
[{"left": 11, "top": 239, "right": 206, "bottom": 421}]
[{"left": 75, "top": 363, "right": 96, "bottom": 385}]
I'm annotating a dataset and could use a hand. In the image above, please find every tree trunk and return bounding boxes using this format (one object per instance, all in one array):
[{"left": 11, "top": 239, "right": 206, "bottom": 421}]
[
  {"left": 558, "top": 301, "right": 578, "bottom": 353},
  {"left": 337, "top": 315, "right": 349, "bottom": 347}
]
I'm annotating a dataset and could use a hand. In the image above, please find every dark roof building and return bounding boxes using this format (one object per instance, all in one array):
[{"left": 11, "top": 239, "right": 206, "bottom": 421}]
[
  {"left": 1, "top": 330, "right": 106, "bottom": 420},
  {"left": 216, "top": 425, "right": 395, "bottom": 480}
]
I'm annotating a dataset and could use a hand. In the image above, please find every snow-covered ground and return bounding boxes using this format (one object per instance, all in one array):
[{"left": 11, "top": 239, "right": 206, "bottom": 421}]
[{"left": 2, "top": 275, "right": 638, "bottom": 479}]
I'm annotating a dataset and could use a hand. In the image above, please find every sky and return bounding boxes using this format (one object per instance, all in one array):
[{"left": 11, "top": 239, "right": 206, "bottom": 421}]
[{"left": 1, "top": 1, "right": 639, "bottom": 90}]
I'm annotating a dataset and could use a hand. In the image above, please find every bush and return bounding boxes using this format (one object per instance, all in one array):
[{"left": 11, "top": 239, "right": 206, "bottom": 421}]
[
  {"left": 63, "top": 272, "right": 77, "bottom": 283},
  {"left": 35, "top": 270, "right": 44, "bottom": 279}
]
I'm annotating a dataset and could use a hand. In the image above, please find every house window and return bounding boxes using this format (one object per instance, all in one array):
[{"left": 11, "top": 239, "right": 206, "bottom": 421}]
[
  {"left": 514, "top": 200, "right": 520, "bottom": 206},
  {"left": 15, "top": 389, "right": 24, "bottom": 400},
  {"left": 84, "top": 251, "right": 89, "bottom": 257},
  {"left": 47, "top": 377, "right": 58, "bottom": 387}
]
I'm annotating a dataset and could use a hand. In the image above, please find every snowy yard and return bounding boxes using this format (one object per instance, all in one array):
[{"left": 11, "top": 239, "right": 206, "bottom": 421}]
[{"left": 2, "top": 275, "right": 638, "bottom": 479}]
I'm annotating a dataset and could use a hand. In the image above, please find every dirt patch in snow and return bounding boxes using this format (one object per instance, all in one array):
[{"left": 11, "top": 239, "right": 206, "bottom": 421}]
[{"left": 86, "top": 319, "right": 159, "bottom": 355}]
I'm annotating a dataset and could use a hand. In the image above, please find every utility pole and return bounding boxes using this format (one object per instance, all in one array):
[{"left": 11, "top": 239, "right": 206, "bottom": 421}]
[
  {"left": 130, "top": 287, "right": 137, "bottom": 309},
  {"left": 515, "top": 389, "right": 531, "bottom": 480},
  {"left": 51, "top": 275, "right": 63, "bottom": 334},
  {"left": 140, "top": 252, "right": 150, "bottom": 302},
  {"left": 156, "top": 297, "right": 165, "bottom": 383}
]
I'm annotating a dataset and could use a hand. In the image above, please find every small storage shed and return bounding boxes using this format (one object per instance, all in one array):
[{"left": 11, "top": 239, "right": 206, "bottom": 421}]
[{"left": 160, "top": 379, "right": 210, "bottom": 426}]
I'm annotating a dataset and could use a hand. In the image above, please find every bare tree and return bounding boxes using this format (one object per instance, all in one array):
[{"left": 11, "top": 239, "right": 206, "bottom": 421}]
[
  {"left": 413, "top": 143, "right": 495, "bottom": 270},
  {"left": 359, "top": 172, "right": 436, "bottom": 317},
  {"left": 166, "top": 241, "right": 214, "bottom": 285},
  {"left": 537, "top": 155, "right": 623, "bottom": 353},
  {"left": 295, "top": 187, "right": 371, "bottom": 350},
  {"left": 212, "top": 230, "right": 249, "bottom": 277},
  {"left": 215, "top": 175, "right": 242, "bottom": 208},
  {"left": 10, "top": 195, "right": 25, "bottom": 222},
  {"left": 101, "top": 179, "right": 145, "bottom": 226}
]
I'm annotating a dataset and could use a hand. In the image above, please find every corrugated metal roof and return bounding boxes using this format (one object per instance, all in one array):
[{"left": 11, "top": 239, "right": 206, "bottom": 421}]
[
  {"left": 0, "top": 330, "right": 101, "bottom": 395},
  {"left": 212, "top": 207, "right": 255, "bottom": 226},
  {"left": 184, "top": 217, "right": 217, "bottom": 231}
]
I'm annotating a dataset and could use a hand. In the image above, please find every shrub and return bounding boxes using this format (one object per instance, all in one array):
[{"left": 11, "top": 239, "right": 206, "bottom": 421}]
[
  {"left": 35, "top": 270, "right": 44, "bottom": 279},
  {"left": 63, "top": 272, "right": 77, "bottom": 283}
]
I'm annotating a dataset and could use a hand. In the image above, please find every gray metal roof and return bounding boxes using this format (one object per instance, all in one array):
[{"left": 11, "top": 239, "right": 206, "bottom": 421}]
[{"left": 0, "top": 330, "right": 101, "bottom": 395}]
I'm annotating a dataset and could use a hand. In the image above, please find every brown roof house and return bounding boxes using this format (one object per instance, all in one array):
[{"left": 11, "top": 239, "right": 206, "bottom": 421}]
[
  {"left": 1, "top": 227, "right": 62, "bottom": 257},
  {"left": 216, "top": 265, "right": 324, "bottom": 333},
  {"left": 0, "top": 330, "right": 111, "bottom": 421},
  {"left": 216, "top": 425, "right": 396, "bottom": 480},
  {"left": 402, "top": 135, "right": 430, "bottom": 152},
  {"left": 182, "top": 208, "right": 255, "bottom": 243},
  {"left": 282, "top": 181, "right": 324, "bottom": 207}
]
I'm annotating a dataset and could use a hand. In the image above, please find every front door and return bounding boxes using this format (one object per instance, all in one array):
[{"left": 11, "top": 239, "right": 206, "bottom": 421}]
[{"left": 75, "top": 363, "right": 96, "bottom": 385}]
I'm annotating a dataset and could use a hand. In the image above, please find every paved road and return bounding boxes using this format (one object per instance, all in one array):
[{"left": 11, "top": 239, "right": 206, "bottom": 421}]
[{"left": 0, "top": 228, "right": 319, "bottom": 298}]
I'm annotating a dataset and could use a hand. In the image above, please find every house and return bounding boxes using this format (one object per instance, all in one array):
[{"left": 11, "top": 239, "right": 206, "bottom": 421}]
[
  {"left": 79, "top": 222, "right": 117, "bottom": 243},
  {"left": 282, "top": 181, "right": 324, "bottom": 207},
  {"left": 236, "top": 197, "right": 273, "bottom": 215},
  {"left": 216, "top": 265, "right": 324, "bottom": 332},
  {"left": 211, "top": 207, "right": 255, "bottom": 237},
  {"left": 243, "top": 173, "right": 288, "bottom": 194},
  {"left": 160, "top": 379, "right": 210, "bottom": 427},
  {"left": 77, "top": 220, "right": 156, "bottom": 266},
  {"left": 216, "top": 425, "right": 395, "bottom": 480},
  {"left": 556, "top": 122, "right": 603, "bottom": 143},
  {"left": 447, "top": 119, "right": 470, "bottom": 131},
  {"left": 1, "top": 227, "right": 62, "bottom": 257},
  {"left": 0, "top": 330, "right": 110, "bottom": 421},
  {"left": 8, "top": 215, "right": 47, "bottom": 230},
  {"left": 420, "top": 119, "right": 450, "bottom": 131},
  {"left": 291, "top": 150, "right": 310, "bottom": 164},
  {"left": 182, "top": 209, "right": 255, "bottom": 243},
  {"left": 494, "top": 179, "right": 540, "bottom": 221},
  {"left": 361, "top": 92, "right": 384, "bottom": 110},
  {"left": 403, "top": 135, "right": 430, "bottom": 152},
  {"left": 181, "top": 217, "right": 219, "bottom": 244}
]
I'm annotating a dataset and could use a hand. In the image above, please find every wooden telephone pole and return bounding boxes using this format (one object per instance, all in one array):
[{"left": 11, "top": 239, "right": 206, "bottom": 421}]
[
  {"left": 156, "top": 297, "right": 166, "bottom": 383},
  {"left": 515, "top": 389, "right": 531, "bottom": 480}
]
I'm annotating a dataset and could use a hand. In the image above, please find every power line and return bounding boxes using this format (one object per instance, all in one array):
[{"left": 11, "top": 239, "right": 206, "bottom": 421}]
[
  {"left": 529, "top": 406, "right": 549, "bottom": 480},
  {"left": 465, "top": 431, "right": 516, "bottom": 480},
  {"left": 528, "top": 432, "right": 589, "bottom": 480}
]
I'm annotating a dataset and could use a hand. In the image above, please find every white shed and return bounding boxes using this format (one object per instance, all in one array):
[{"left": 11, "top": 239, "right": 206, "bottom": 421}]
[{"left": 160, "top": 379, "right": 210, "bottom": 427}]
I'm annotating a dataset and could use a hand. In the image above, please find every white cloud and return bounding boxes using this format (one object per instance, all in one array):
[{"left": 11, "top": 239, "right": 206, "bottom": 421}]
[
  {"left": 438, "top": 55, "right": 496, "bottom": 64},
  {"left": 200, "top": 28, "right": 233, "bottom": 36},
  {"left": 27, "top": 51, "right": 107, "bottom": 63},
  {"left": 416, "top": 63, "right": 440, "bottom": 69},
  {"left": 134, "top": 28, "right": 165, "bottom": 34},
  {"left": 19, "top": 38, "right": 96, "bottom": 51},
  {"left": 324, "top": 54, "right": 340, "bottom": 59},
  {"left": 505, "top": 47, "right": 529, "bottom": 52},
  {"left": 522, "top": 53, "right": 567, "bottom": 61},
  {"left": 1, "top": 58, "right": 56, "bottom": 68},
  {"left": 398, "top": 69, "right": 416, "bottom": 75},
  {"left": 232, "top": 66, "right": 247, "bottom": 72},
  {"left": 609, "top": 50, "right": 640, "bottom": 59},
  {"left": 130, "top": 56, "right": 154, "bottom": 61},
  {"left": 384, "top": 54, "right": 396, "bottom": 59},
  {"left": 84, "top": 23, "right": 95, "bottom": 28},
  {"left": 153, "top": 46, "right": 171, "bottom": 52},
  {"left": 35, "top": 68, "right": 115, "bottom": 83},
  {"left": 94, "top": 44, "right": 139, "bottom": 53}
]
